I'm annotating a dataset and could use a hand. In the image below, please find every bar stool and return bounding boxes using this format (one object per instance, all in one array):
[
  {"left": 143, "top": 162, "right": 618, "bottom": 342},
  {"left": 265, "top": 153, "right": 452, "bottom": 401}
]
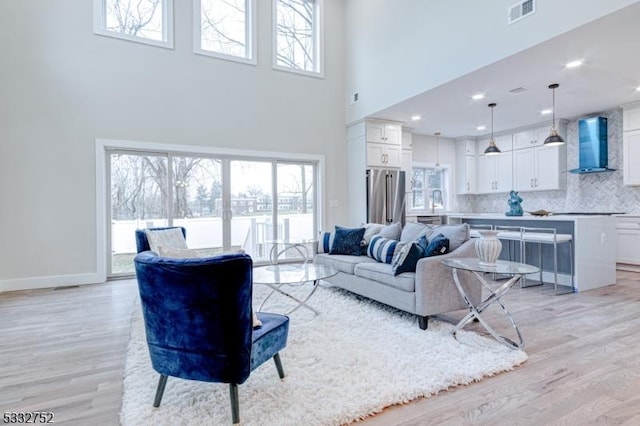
[
  {"left": 495, "top": 225, "right": 524, "bottom": 263},
  {"left": 521, "top": 226, "right": 574, "bottom": 295}
]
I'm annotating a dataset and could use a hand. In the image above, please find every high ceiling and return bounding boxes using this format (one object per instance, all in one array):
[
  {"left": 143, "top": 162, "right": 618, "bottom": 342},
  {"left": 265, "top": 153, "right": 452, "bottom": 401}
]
[{"left": 371, "top": 3, "right": 640, "bottom": 139}]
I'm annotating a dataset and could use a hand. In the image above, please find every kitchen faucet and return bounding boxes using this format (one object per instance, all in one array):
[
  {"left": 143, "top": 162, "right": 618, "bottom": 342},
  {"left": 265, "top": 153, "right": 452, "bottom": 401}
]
[{"left": 431, "top": 188, "right": 443, "bottom": 214}]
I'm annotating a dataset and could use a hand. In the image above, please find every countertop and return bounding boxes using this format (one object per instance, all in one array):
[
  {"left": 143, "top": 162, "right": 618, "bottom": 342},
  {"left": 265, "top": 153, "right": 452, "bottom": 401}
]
[{"left": 444, "top": 213, "right": 617, "bottom": 221}]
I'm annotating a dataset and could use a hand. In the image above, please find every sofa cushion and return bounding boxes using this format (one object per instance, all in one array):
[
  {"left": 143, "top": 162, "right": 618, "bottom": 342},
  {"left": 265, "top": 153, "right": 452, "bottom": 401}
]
[
  {"left": 421, "top": 223, "right": 469, "bottom": 251},
  {"left": 377, "top": 222, "right": 402, "bottom": 241},
  {"left": 424, "top": 233, "right": 450, "bottom": 257},
  {"left": 367, "top": 235, "right": 403, "bottom": 264},
  {"left": 400, "top": 222, "right": 427, "bottom": 243},
  {"left": 314, "top": 253, "right": 377, "bottom": 275},
  {"left": 330, "top": 226, "right": 365, "bottom": 256},
  {"left": 391, "top": 241, "right": 424, "bottom": 276},
  {"left": 354, "top": 262, "right": 415, "bottom": 292}
]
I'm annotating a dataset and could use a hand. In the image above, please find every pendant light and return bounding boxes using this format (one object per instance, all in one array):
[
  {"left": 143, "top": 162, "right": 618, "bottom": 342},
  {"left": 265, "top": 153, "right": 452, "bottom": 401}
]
[
  {"left": 544, "top": 83, "right": 565, "bottom": 146},
  {"left": 484, "top": 103, "right": 501, "bottom": 155},
  {"left": 434, "top": 132, "right": 441, "bottom": 168}
]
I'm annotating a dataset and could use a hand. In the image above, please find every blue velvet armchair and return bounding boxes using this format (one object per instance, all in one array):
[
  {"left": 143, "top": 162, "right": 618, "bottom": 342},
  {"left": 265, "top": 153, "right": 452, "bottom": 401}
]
[{"left": 133, "top": 235, "right": 289, "bottom": 424}]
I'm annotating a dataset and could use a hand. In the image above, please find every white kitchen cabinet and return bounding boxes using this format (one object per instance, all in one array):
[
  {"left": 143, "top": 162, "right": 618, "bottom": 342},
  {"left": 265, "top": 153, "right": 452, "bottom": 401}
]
[
  {"left": 476, "top": 134, "right": 512, "bottom": 154},
  {"left": 477, "top": 151, "right": 512, "bottom": 193},
  {"left": 623, "top": 129, "right": 640, "bottom": 186},
  {"left": 512, "top": 125, "right": 551, "bottom": 150},
  {"left": 617, "top": 216, "right": 640, "bottom": 265},
  {"left": 513, "top": 144, "right": 566, "bottom": 191},
  {"left": 623, "top": 105, "right": 640, "bottom": 186},
  {"left": 455, "top": 139, "right": 476, "bottom": 194},
  {"left": 366, "top": 120, "right": 402, "bottom": 145},
  {"left": 401, "top": 148, "right": 413, "bottom": 193},
  {"left": 623, "top": 106, "right": 640, "bottom": 131},
  {"left": 367, "top": 142, "right": 401, "bottom": 168}
]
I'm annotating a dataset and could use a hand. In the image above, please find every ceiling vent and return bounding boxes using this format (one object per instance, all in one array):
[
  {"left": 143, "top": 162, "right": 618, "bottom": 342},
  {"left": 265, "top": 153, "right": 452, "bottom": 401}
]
[{"left": 508, "top": 0, "right": 535, "bottom": 25}]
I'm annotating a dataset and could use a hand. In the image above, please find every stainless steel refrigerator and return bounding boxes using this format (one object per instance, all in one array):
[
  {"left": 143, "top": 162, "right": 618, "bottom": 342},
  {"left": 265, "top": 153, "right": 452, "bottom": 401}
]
[{"left": 366, "top": 169, "right": 406, "bottom": 225}]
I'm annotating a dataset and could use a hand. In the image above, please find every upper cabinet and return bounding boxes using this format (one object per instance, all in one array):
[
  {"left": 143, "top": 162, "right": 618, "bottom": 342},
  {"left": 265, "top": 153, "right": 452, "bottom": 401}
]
[
  {"left": 512, "top": 125, "right": 550, "bottom": 150},
  {"left": 364, "top": 119, "right": 403, "bottom": 168},
  {"left": 366, "top": 120, "right": 402, "bottom": 146},
  {"left": 477, "top": 151, "right": 513, "bottom": 194},
  {"left": 513, "top": 145, "right": 566, "bottom": 191},
  {"left": 623, "top": 105, "right": 640, "bottom": 186},
  {"left": 623, "top": 105, "right": 640, "bottom": 132},
  {"left": 455, "top": 139, "right": 476, "bottom": 194}
]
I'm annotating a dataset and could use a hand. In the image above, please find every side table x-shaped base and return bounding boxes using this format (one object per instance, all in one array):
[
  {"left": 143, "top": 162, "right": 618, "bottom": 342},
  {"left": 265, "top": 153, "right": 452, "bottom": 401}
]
[{"left": 451, "top": 269, "right": 524, "bottom": 350}]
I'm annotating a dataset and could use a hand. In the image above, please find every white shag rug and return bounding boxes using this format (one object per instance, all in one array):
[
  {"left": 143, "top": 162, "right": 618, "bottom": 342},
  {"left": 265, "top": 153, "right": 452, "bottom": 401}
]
[{"left": 121, "top": 284, "right": 527, "bottom": 426}]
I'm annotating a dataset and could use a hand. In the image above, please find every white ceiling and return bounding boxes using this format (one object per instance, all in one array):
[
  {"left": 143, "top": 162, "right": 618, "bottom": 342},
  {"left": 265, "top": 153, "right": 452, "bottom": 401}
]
[{"left": 371, "top": 3, "right": 640, "bottom": 139}]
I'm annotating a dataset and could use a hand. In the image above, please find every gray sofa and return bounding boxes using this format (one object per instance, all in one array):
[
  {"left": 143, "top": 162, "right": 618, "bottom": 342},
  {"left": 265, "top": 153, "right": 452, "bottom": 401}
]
[{"left": 314, "top": 223, "right": 482, "bottom": 329}]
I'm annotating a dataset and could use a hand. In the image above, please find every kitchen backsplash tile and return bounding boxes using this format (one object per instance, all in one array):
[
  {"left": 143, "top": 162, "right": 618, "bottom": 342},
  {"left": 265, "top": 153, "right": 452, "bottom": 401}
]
[{"left": 455, "top": 108, "right": 640, "bottom": 214}]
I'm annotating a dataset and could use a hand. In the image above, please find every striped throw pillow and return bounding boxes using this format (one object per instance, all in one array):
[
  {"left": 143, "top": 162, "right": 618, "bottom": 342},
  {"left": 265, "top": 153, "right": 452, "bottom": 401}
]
[
  {"left": 317, "top": 231, "right": 334, "bottom": 254},
  {"left": 367, "top": 235, "right": 401, "bottom": 264}
]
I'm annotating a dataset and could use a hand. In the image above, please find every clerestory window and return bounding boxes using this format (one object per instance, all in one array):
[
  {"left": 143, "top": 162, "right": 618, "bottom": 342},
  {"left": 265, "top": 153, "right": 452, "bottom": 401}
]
[
  {"left": 194, "top": 0, "right": 256, "bottom": 64},
  {"left": 273, "top": 0, "right": 324, "bottom": 77},
  {"left": 93, "top": 0, "right": 174, "bottom": 48}
]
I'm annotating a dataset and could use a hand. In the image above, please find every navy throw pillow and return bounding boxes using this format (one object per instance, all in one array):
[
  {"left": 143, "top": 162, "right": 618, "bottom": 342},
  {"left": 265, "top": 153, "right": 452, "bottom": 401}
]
[
  {"left": 330, "top": 226, "right": 366, "bottom": 256},
  {"left": 424, "top": 233, "right": 450, "bottom": 257},
  {"left": 391, "top": 241, "right": 424, "bottom": 276}
]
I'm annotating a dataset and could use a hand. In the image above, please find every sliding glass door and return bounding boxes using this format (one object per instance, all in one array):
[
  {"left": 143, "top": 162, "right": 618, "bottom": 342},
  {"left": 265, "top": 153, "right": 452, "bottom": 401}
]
[{"left": 107, "top": 149, "right": 318, "bottom": 277}]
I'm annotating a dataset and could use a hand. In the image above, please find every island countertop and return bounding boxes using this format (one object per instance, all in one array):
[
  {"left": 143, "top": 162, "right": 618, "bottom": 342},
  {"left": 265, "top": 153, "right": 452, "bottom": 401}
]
[{"left": 444, "top": 212, "right": 617, "bottom": 221}]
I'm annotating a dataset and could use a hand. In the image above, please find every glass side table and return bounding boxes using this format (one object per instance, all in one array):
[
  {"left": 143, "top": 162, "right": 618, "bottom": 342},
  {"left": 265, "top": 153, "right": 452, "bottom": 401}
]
[{"left": 441, "top": 258, "right": 539, "bottom": 350}]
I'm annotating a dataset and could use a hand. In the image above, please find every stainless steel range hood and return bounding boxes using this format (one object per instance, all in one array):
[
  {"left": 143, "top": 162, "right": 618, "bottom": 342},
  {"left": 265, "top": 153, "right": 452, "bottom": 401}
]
[{"left": 569, "top": 116, "right": 615, "bottom": 173}]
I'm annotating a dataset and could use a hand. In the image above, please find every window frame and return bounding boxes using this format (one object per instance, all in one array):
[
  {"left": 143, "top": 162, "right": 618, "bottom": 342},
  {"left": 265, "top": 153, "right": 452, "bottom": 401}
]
[
  {"left": 193, "top": 0, "right": 257, "bottom": 65},
  {"left": 272, "top": 0, "right": 325, "bottom": 78},
  {"left": 409, "top": 162, "right": 451, "bottom": 213},
  {"left": 93, "top": 0, "right": 174, "bottom": 49}
]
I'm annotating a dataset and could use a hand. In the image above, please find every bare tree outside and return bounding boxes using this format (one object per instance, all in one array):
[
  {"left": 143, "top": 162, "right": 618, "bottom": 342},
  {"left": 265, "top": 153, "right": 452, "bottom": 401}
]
[
  {"left": 105, "top": 0, "right": 164, "bottom": 40},
  {"left": 200, "top": 0, "right": 248, "bottom": 58},
  {"left": 275, "top": 0, "right": 317, "bottom": 72}
]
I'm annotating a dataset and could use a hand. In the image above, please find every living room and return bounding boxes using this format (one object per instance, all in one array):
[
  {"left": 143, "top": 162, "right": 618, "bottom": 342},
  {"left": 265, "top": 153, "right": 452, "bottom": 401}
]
[{"left": 2, "top": 0, "right": 640, "bottom": 424}]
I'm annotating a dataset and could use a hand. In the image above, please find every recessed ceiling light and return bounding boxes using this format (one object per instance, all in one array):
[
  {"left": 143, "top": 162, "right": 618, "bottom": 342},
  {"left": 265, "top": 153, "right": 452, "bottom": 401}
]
[
  {"left": 410, "top": 115, "right": 421, "bottom": 121},
  {"left": 636, "top": 86, "right": 640, "bottom": 92},
  {"left": 565, "top": 59, "right": 583, "bottom": 68},
  {"left": 472, "top": 93, "right": 485, "bottom": 100},
  {"left": 541, "top": 109, "right": 553, "bottom": 115},
  {"left": 476, "top": 125, "right": 486, "bottom": 131}
]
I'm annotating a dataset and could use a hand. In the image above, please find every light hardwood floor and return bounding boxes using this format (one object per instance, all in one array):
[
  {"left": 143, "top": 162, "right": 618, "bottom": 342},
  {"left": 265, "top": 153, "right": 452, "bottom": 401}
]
[{"left": 1, "top": 272, "right": 639, "bottom": 425}]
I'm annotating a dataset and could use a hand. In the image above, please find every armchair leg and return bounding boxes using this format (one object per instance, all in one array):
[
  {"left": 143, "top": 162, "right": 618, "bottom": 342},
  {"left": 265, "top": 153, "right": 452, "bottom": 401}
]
[
  {"left": 229, "top": 383, "right": 240, "bottom": 425},
  {"left": 273, "top": 353, "right": 285, "bottom": 379},
  {"left": 418, "top": 316, "right": 429, "bottom": 330},
  {"left": 153, "top": 374, "right": 168, "bottom": 407}
]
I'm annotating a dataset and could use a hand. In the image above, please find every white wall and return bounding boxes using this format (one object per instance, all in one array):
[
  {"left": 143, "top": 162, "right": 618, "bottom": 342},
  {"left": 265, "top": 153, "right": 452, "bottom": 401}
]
[
  {"left": 344, "top": 0, "right": 640, "bottom": 124},
  {"left": 0, "top": 0, "right": 346, "bottom": 290}
]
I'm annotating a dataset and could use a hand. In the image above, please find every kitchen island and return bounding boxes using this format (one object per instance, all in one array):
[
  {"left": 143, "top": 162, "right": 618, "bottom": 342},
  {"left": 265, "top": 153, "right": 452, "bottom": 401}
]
[{"left": 445, "top": 213, "right": 617, "bottom": 292}]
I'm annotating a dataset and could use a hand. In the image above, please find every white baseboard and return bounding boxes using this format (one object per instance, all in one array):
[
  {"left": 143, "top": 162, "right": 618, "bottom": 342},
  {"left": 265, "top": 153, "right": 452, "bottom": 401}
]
[{"left": 0, "top": 272, "right": 104, "bottom": 293}]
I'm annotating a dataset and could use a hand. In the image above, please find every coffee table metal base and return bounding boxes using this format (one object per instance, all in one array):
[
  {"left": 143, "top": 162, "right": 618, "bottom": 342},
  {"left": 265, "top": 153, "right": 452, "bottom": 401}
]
[{"left": 257, "top": 279, "right": 321, "bottom": 316}]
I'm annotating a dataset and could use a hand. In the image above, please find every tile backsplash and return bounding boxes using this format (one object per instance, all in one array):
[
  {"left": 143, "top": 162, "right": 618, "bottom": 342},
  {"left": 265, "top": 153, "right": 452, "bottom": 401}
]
[{"left": 456, "top": 108, "right": 640, "bottom": 214}]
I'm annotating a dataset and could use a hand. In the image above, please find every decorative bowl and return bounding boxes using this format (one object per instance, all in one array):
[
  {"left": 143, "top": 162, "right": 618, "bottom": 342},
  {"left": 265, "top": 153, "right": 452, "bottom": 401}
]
[{"left": 527, "top": 209, "right": 552, "bottom": 217}]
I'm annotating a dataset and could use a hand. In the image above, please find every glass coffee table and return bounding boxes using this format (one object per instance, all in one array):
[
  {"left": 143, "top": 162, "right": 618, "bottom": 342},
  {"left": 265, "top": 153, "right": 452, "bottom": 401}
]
[
  {"left": 253, "top": 263, "right": 338, "bottom": 315},
  {"left": 441, "top": 258, "right": 539, "bottom": 350}
]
